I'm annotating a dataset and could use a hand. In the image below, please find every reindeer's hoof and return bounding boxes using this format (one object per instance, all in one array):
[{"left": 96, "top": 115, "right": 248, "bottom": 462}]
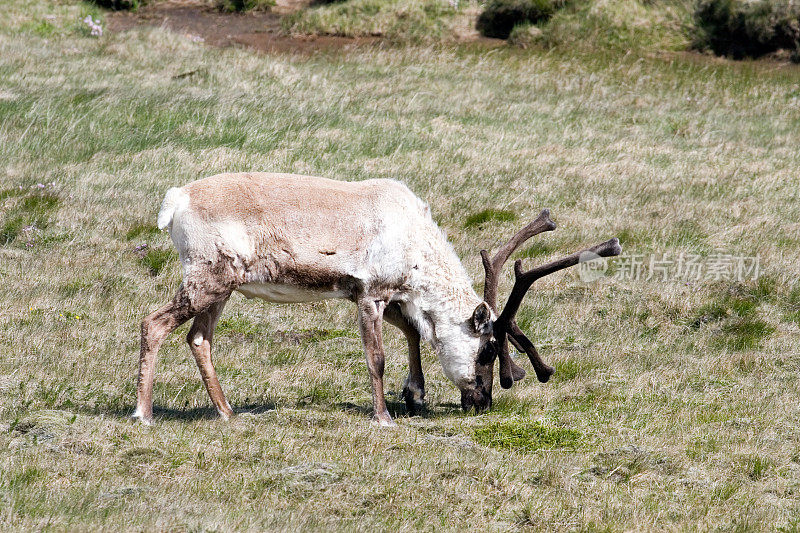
[
  {"left": 372, "top": 413, "right": 397, "bottom": 428},
  {"left": 405, "top": 400, "right": 426, "bottom": 416},
  {"left": 536, "top": 365, "right": 555, "bottom": 383},
  {"left": 131, "top": 410, "right": 154, "bottom": 426},
  {"left": 402, "top": 384, "right": 426, "bottom": 415}
]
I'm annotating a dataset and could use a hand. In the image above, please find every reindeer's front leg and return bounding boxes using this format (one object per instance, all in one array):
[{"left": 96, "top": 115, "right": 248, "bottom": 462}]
[
  {"left": 357, "top": 297, "right": 394, "bottom": 427},
  {"left": 384, "top": 303, "right": 425, "bottom": 415}
]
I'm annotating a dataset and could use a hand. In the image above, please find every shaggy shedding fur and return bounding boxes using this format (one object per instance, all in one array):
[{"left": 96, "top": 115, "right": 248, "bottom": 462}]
[{"left": 136, "top": 172, "right": 491, "bottom": 425}]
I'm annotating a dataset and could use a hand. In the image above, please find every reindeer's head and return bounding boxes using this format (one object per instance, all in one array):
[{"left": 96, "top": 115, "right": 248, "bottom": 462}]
[{"left": 459, "top": 209, "right": 622, "bottom": 412}]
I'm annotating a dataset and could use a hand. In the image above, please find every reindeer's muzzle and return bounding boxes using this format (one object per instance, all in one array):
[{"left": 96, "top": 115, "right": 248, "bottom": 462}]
[
  {"left": 460, "top": 375, "right": 492, "bottom": 412},
  {"left": 460, "top": 387, "right": 491, "bottom": 412}
]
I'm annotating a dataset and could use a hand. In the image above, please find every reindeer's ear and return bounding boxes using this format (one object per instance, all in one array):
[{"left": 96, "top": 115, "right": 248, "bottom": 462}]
[{"left": 471, "top": 302, "right": 492, "bottom": 335}]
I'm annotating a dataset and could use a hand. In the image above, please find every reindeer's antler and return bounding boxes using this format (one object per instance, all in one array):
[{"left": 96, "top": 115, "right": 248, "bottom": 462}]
[
  {"left": 480, "top": 209, "right": 555, "bottom": 389},
  {"left": 497, "top": 238, "right": 622, "bottom": 325},
  {"left": 481, "top": 211, "right": 622, "bottom": 390},
  {"left": 493, "top": 237, "right": 621, "bottom": 387}
]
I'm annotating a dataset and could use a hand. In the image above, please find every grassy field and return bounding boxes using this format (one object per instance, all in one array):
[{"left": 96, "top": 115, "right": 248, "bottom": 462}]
[{"left": 3, "top": 0, "right": 800, "bottom": 530}]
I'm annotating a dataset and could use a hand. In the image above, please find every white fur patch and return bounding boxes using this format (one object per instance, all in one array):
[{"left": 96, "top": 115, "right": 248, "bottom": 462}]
[
  {"left": 403, "top": 379, "right": 424, "bottom": 402},
  {"left": 433, "top": 320, "right": 480, "bottom": 386},
  {"left": 211, "top": 220, "right": 253, "bottom": 259},
  {"left": 364, "top": 220, "right": 407, "bottom": 281},
  {"left": 131, "top": 408, "right": 153, "bottom": 425}
]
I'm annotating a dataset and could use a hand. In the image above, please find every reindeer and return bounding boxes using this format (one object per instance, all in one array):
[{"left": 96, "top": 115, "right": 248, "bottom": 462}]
[{"left": 133, "top": 173, "right": 621, "bottom": 426}]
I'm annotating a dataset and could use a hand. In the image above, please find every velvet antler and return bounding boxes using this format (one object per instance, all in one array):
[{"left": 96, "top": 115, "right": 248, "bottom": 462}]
[
  {"left": 479, "top": 209, "right": 555, "bottom": 389},
  {"left": 481, "top": 210, "right": 622, "bottom": 390}
]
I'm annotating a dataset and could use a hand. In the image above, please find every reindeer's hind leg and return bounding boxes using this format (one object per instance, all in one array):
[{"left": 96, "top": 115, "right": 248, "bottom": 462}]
[
  {"left": 384, "top": 303, "right": 425, "bottom": 415},
  {"left": 358, "top": 296, "right": 394, "bottom": 427},
  {"left": 134, "top": 285, "right": 195, "bottom": 425},
  {"left": 134, "top": 283, "right": 231, "bottom": 425},
  {"left": 186, "top": 298, "right": 232, "bottom": 420}
]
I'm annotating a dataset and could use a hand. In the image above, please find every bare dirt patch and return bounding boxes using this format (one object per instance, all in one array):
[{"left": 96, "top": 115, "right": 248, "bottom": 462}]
[{"left": 106, "top": 0, "right": 379, "bottom": 54}]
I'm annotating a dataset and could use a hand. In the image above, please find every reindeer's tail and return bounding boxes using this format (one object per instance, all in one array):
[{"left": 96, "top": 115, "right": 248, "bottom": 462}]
[{"left": 157, "top": 187, "right": 189, "bottom": 230}]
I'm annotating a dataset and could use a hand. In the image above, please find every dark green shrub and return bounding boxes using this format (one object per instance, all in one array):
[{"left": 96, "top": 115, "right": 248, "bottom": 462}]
[
  {"left": 91, "top": 0, "right": 145, "bottom": 10},
  {"left": 694, "top": 0, "right": 800, "bottom": 61},
  {"left": 476, "top": 0, "right": 560, "bottom": 39},
  {"left": 216, "top": 0, "right": 275, "bottom": 12}
]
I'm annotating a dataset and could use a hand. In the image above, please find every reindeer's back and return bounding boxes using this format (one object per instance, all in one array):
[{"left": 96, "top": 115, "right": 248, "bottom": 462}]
[{"left": 164, "top": 173, "right": 433, "bottom": 300}]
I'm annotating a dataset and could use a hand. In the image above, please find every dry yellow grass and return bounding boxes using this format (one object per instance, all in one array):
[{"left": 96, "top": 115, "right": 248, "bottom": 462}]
[{"left": 2, "top": 0, "right": 800, "bottom": 530}]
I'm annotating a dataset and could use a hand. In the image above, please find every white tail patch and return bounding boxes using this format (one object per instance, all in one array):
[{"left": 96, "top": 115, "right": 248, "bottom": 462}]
[{"left": 157, "top": 187, "right": 190, "bottom": 230}]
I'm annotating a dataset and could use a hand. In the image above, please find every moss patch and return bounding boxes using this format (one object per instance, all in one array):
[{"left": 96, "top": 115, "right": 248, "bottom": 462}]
[
  {"left": 474, "top": 419, "right": 581, "bottom": 451},
  {"left": 139, "top": 248, "right": 177, "bottom": 276},
  {"left": 464, "top": 208, "right": 517, "bottom": 228}
]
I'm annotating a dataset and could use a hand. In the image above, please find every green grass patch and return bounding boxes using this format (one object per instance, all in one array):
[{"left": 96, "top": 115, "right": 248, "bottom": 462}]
[
  {"left": 552, "top": 357, "right": 597, "bottom": 383},
  {"left": 5, "top": 467, "right": 45, "bottom": 490},
  {"left": 667, "top": 218, "right": 706, "bottom": 248},
  {"left": 688, "top": 278, "right": 774, "bottom": 329},
  {"left": 0, "top": 215, "right": 28, "bottom": 245},
  {"left": 0, "top": 188, "right": 26, "bottom": 201},
  {"left": 738, "top": 454, "right": 773, "bottom": 481},
  {"left": 217, "top": 315, "right": 265, "bottom": 338},
  {"left": 516, "top": 241, "right": 552, "bottom": 258},
  {"left": 711, "top": 481, "right": 740, "bottom": 502},
  {"left": 20, "top": 19, "right": 57, "bottom": 37},
  {"left": 283, "top": 0, "right": 457, "bottom": 42},
  {"left": 781, "top": 282, "right": 800, "bottom": 324},
  {"left": 687, "top": 280, "right": 776, "bottom": 351},
  {"left": 464, "top": 208, "right": 517, "bottom": 228},
  {"left": 614, "top": 228, "right": 650, "bottom": 247},
  {"left": 533, "top": 0, "right": 693, "bottom": 52},
  {"left": 714, "top": 318, "right": 774, "bottom": 351},
  {"left": 139, "top": 248, "right": 177, "bottom": 276},
  {"left": 474, "top": 418, "right": 581, "bottom": 451},
  {"left": 0, "top": 190, "right": 60, "bottom": 245},
  {"left": 294, "top": 381, "right": 343, "bottom": 407},
  {"left": 125, "top": 222, "right": 161, "bottom": 241},
  {"left": 686, "top": 435, "right": 720, "bottom": 460},
  {"left": 488, "top": 394, "right": 533, "bottom": 416}
]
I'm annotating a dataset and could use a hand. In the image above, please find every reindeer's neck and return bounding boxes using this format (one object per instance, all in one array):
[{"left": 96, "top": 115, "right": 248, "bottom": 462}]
[{"left": 400, "top": 246, "right": 481, "bottom": 347}]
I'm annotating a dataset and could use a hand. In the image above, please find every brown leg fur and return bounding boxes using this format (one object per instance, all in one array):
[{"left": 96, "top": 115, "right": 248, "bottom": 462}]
[
  {"left": 133, "top": 284, "right": 230, "bottom": 425},
  {"left": 384, "top": 303, "right": 425, "bottom": 415},
  {"left": 186, "top": 298, "right": 233, "bottom": 420},
  {"left": 358, "top": 297, "right": 394, "bottom": 427}
]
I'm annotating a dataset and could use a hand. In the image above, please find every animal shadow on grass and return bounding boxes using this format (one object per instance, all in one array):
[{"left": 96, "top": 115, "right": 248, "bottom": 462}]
[
  {"left": 337, "top": 400, "right": 463, "bottom": 420},
  {"left": 152, "top": 402, "right": 279, "bottom": 421},
  {"left": 80, "top": 401, "right": 278, "bottom": 423},
  {"left": 79, "top": 387, "right": 458, "bottom": 423}
]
